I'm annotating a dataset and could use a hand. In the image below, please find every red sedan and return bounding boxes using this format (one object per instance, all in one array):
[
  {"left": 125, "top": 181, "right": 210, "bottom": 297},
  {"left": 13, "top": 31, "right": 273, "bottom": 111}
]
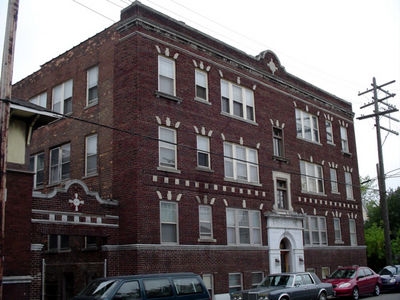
[{"left": 323, "top": 265, "right": 381, "bottom": 300}]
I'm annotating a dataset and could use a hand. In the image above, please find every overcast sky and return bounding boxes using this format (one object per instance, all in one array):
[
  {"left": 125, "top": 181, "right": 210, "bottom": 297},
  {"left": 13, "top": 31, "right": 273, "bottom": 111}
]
[{"left": 1, "top": 0, "right": 399, "bottom": 190}]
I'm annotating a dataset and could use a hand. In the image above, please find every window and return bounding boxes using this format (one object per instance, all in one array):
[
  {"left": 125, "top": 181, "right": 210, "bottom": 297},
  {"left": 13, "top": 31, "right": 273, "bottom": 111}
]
[
  {"left": 85, "top": 134, "right": 97, "bottom": 176},
  {"left": 300, "top": 161, "right": 324, "bottom": 194},
  {"left": 228, "top": 273, "right": 242, "bottom": 294},
  {"left": 334, "top": 218, "right": 342, "bottom": 243},
  {"left": 158, "top": 56, "right": 175, "bottom": 96},
  {"left": 349, "top": 219, "right": 357, "bottom": 245},
  {"left": 326, "top": 120, "right": 334, "bottom": 144},
  {"left": 202, "top": 274, "right": 213, "bottom": 298},
  {"left": 195, "top": 69, "right": 208, "bottom": 101},
  {"left": 295, "top": 109, "right": 320, "bottom": 143},
  {"left": 251, "top": 272, "right": 264, "bottom": 287},
  {"left": 276, "top": 179, "right": 288, "bottom": 210},
  {"left": 345, "top": 171, "right": 354, "bottom": 199},
  {"left": 52, "top": 79, "right": 73, "bottom": 114},
  {"left": 84, "top": 236, "right": 98, "bottom": 249},
  {"left": 29, "top": 92, "right": 47, "bottom": 108},
  {"left": 321, "top": 267, "right": 330, "bottom": 279},
  {"left": 87, "top": 66, "right": 98, "bottom": 106},
  {"left": 159, "top": 126, "right": 177, "bottom": 169},
  {"left": 48, "top": 234, "right": 70, "bottom": 252},
  {"left": 29, "top": 152, "right": 45, "bottom": 188},
  {"left": 330, "top": 168, "right": 338, "bottom": 193},
  {"left": 221, "top": 79, "right": 255, "bottom": 121},
  {"left": 173, "top": 278, "right": 203, "bottom": 295},
  {"left": 115, "top": 281, "right": 140, "bottom": 299},
  {"left": 224, "top": 142, "right": 259, "bottom": 184},
  {"left": 49, "top": 143, "right": 71, "bottom": 184},
  {"left": 160, "top": 201, "right": 178, "bottom": 244},
  {"left": 340, "top": 126, "right": 349, "bottom": 153},
  {"left": 199, "top": 205, "right": 213, "bottom": 240},
  {"left": 226, "top": 208, "right": 261, "bottom": 245},
  {"left": 144, "top": 278, "right": 173, "bottom": 298},
  {"left": 272, "top": 127, "right": 284, "bottom": 157},
  {"left": 303, "top": 216, "right": 327, "bottom": 246},
  {"left": 197, "top": 135, "right": 210, "bottom": 169}
]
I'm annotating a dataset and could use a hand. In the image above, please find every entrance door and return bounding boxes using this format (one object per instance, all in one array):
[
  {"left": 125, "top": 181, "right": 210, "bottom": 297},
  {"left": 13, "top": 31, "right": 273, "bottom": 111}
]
[{"left": 280, "top": 238, "right": 291, "bottom": 273}]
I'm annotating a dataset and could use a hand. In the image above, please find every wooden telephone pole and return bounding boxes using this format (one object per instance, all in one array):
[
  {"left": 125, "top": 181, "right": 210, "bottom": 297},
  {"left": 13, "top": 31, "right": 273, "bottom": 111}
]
[
  {"left": 0, "top": 0, "right": 19, "bottom": 299},
  {"left": 358, "top": 77, "right": 398, "bottom": 265}
]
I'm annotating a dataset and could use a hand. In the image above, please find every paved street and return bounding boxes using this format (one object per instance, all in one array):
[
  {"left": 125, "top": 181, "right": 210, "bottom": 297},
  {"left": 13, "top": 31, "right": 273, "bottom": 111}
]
[{"left": 366, "top": 292, "right": 400, "bottom": 299}]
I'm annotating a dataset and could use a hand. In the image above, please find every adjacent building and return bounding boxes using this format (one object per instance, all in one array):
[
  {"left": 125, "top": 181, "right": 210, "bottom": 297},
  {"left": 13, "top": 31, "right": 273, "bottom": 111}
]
[{"left": 11, "top": 2, "right": 366, "bottom": 299}]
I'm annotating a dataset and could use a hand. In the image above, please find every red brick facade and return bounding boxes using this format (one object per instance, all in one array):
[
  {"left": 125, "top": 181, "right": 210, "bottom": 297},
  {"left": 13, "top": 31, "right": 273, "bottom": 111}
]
[{"left": 9, "top": 2, "right": 366, "bottom": 299}]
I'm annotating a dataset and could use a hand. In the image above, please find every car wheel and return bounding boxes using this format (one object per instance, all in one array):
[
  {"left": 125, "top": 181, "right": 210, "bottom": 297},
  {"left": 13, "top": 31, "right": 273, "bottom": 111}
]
[
  {"left": 317, "top": 292, "right": 327, "bottom": 300},
  {"left": 373, "top": 284, "right": 380, "bottom": 296},
  {"left": 352, "top": 287, "right": 359, "bottom": 300}
]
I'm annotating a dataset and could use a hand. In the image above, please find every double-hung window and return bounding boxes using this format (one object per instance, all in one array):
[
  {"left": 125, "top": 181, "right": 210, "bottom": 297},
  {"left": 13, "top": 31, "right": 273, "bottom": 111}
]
[
  {"left": 87, "top": 66, "right": 98, "bottom": 106},
  {"left": 349, "top": 219, "right": 357, "bottom": 245},
  {"left": 226, "top": 208, "right": 261, "bottom": 245},
  {"left": 224, "top": 142, "right": 259, "bottom": 184},
  {"left": 159, "top": 126, "right": 177, "bottom": 169},
  {"left": 295, "top": 109, "right": 320, "bottom": 143},
  {"left": 85, "top": 134, "right": 97, "bottom": 176},
  {"left": 160, "top": 201, "right": 178, "bottom": 244},
  {"left": 326, "top": 120, "right": 334, "bottom": 144},
  {"left": 303, "top": 216, "right": 327, "bottom": 246},
  {"left": 340, "top": 126, "right": 349, "bottom": 153},
  {"left": 50, "top": 143, "right": 71, "bottom": 184},
  {"left": 330, "top": 168, "right": 338, "bottom": 193},
  {"left": 195, "top": 69, "right": 208, "bottom": 101},
  {"left": 158, "top": 56, "right": 175, "bottom": 96},
  {"left": 221, "top": 79, "right": 255, "bottom": 121},
  {"left": 197, "top": 135, "right": 210, "bottom": 169},
  {"left": 334, "top": 218, "right": 342, "bottom": 243},
  {"left": 229, "top": 273, "right": 242, "bottom": 294},
  {"left": 48, "top": 234, "right": 70, "bottom": 252},
  {"left": 29, "top": 152, "right": 45, "bottom": 188},
  {"left": 272, "top": 127, "right": 284, "bottom": 157},
  {"left": 29, "top": 92, "right": 47, "bottom": 108},
  {"left": 52, "top": 79, "right": 73, "bottom": 114},
  {"left": 300, "top": 161, "right": 324, "bottom": 194},
  {"left": 345, "top": 171, "right": 354, "bottom": 200},
  {"left": 199, "top": 205, "right": 213, "bottom": 240}
]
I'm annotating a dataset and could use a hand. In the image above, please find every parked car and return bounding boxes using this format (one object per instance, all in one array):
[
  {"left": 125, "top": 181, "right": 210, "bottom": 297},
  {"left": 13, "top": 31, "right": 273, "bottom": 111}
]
[
  {"left": 379, "top": 265, "right": 400, "bottom": 292},
  {"left": 72, "top": 272, "right": 210, "bottom": 300},
  {"left": 323, "top": 265, "right": 381, "bottom": 300},
  {"left": 230, "top": 272, "right": 334, "bottom": 300}
]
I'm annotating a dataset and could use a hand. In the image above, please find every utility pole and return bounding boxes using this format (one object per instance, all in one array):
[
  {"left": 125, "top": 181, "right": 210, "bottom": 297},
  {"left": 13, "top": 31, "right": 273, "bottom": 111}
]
[
  {"left": 0, "top": 0, "right": 19, "bottom": 299},
  {"left": 358, "top": 77, "right": 398, "bottom": 265}
]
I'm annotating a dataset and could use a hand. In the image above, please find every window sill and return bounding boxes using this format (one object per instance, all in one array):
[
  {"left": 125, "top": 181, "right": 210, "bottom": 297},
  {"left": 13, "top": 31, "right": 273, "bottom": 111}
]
[
  {"left": 220, "top": 112, "right": 258, "bottom": 126},
  {"left": 195, "top": 166, "right": 214, "bottom": 173},
  {"left": 155, "top": 90, "right": 183, "bottom": 103},
  {"left": 334, "top": 240, "right": 344, "bottom": 245},
  {"left": 85, "top": 101, "right": 98, "bottom": 109},
  {"left": 198, "top": 238, "right": 216, "bottom": 243},
  {"left": 224, "top": 177, "right": 262, "bottom": 187},
  {"left": 272, "top": 155, "right": 289, "bottom": 163},
  {"left": 342, "top": 151, "right": 352, "bottom": 157},
  {"left": 194, "top": 97, "right": 211, "bottom": 105},
  {"left": 296, "top": 137, "right": 322, "bottom": 146},
  {"left": 157, "top": 166, "right": 181, "bottom": 174},
  {"left": 300, "top": 191, "right": 327, "bottom": 197}
]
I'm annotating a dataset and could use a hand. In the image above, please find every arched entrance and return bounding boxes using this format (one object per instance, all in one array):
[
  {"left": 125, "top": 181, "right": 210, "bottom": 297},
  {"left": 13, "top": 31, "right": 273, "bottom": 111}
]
[{"left": 280, "top": 238, "right": 291, "bottom": 272}]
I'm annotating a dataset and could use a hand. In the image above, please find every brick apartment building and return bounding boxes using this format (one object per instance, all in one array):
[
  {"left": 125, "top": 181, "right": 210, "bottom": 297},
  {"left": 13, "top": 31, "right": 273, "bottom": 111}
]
[{"left": 10, "top": 1, "right": 366, "bottom": 299}]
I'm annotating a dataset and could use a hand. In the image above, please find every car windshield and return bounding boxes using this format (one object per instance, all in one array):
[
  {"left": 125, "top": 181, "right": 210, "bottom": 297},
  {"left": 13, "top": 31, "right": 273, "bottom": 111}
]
[
  {"left": 259, "top": 275, "right": 293, "bottom": 287},
  {"left": 78, "top": 279, "right": 119, "bottom": 297},
  {"left": 330, "top": 269, "right": 356, "bottom": 279}
]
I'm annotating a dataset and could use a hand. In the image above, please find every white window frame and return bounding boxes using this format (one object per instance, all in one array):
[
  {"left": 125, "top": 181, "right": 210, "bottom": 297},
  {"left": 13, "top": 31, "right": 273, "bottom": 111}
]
[
  {"left": 221, "top": 79, "right": 255, "bottom": 122},
  {"left": 85, "top": 134, "right": 98, "bottom": 176},
  {"left": 52, "top": 79, "right": 73, "bottom": 114},
  {"left": 340, "top": 126, "right": 349, "bottom": 153},
  {"left": 49, "top": 143, "right": 71, "bottom": 184},
  {"left": 223, "top": 142, "right": 259, "bottom": 184},
  {"left": 159, "top": 126, "right": 177, "bottom": 170},
  {"left": 197, "top": 135, "right": 210, "bottom": 169},
  {"left": 345, "top": 171, "right": 354, "bottom": 200},
  {"left": 303, "top": 216, "right": 327, "bottom": 246},
  {"left": 195, "top": 69, "right": 208, "bottom": 101},
  {"left": 29, "top": 92, "right": 47, "bottom": 108},
  {"left": 30, "top": 152, "right": 45, "bottom": 188},
  {"left": 330, "top": 168, "right": 339, "bottom": 193},
  {"left": 326, "top": 120, "right": 334, "bottom": 144},
  {"left": 349, "top": 219, "right": 357, "bottom": 246},
  {"left": 295, "top": 109, "right": 320, "bottom": 143},
  {"left": 272, "top": 171, "right": 292, "bottom": 211},
  {"left": 226, "top": 208, "right": 261, "bottom": 246},
  {"left": 202, "top": 274, "right": 214, "bottom": 299},
  {"left": 160, "top": 201, "right": 178, "bottom": 244},
  {"left": 300, "top": 161, "right": 325, "bottom": 194},
  {"left": 272, "top": 126, "right": 284, "bottom": 157},
  {"left": 251, "top": 272, "right": 264, "bottom": 287},
  {"left": 87, "top": 65, "right": 99, "bottom": 106},
  {"left": 199, "top": 205, "right": 213, "bottom": 240},
  {"left": 228, "top": 273, "right": 242, "bottom": 294},
  {"left": 158, "top": 56, "right": 176, "bottom": 96},
  {"left": 334, "top": 218, "right": 342, "bottom": 243}
]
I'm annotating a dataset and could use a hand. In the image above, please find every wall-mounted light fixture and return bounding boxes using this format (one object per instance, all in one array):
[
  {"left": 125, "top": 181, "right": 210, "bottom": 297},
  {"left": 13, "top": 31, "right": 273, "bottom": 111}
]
[
  {"left": 275, "top": 258, "right": 280, "bottom": 263},
  {"left": 299, "top": 257, "right": 304, "bottom": 263}
]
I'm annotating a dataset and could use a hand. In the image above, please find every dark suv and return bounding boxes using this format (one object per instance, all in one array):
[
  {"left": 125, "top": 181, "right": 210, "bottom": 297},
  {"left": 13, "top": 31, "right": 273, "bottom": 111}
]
[{"left": 73, "top": 272, "right": 210, "bottom": 300}]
